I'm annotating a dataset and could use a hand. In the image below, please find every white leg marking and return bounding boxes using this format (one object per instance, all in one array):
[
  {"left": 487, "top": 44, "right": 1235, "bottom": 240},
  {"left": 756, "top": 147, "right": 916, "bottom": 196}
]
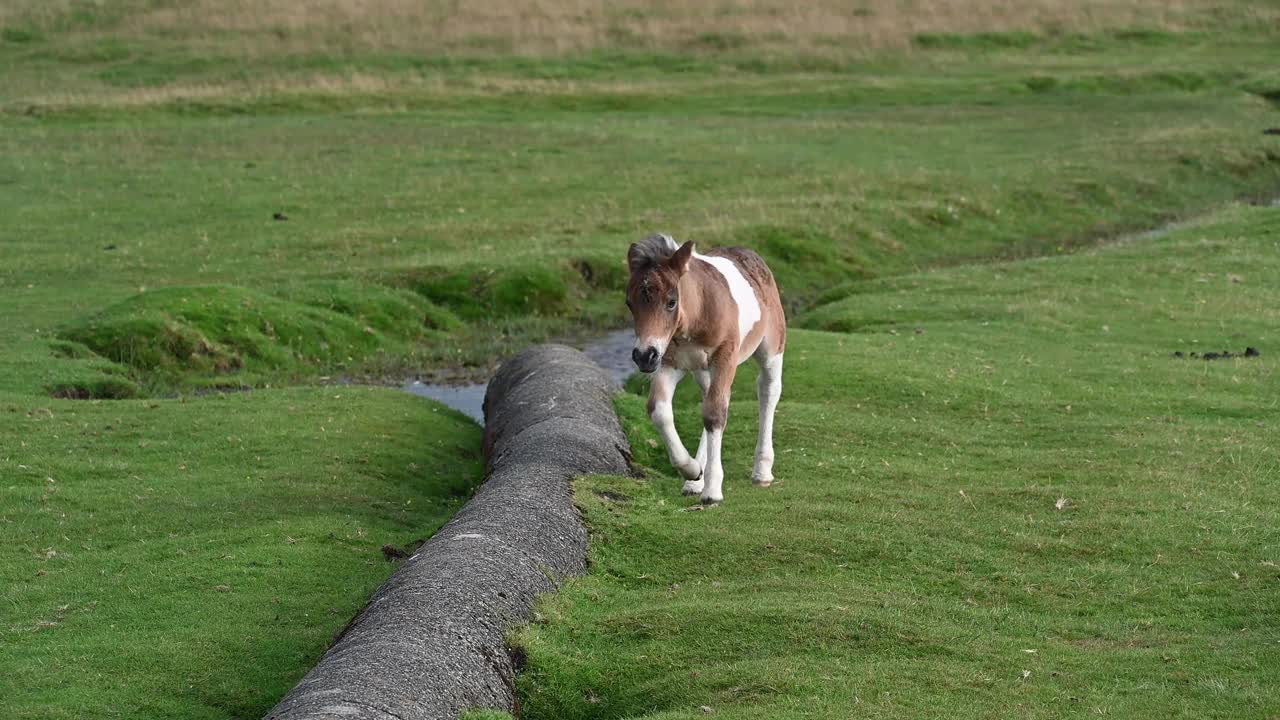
[
  {"left": 685, "top": 369, "right": 711, "bottom": 495},
  {"left": 701, "top": 427, "right": 725, "bottom": 504},
  {"left": 753, "top": 353, "right": 783, "bottom": 487},
  {"left": 650, "top": 367, "right": 701, "bottom": 481}
]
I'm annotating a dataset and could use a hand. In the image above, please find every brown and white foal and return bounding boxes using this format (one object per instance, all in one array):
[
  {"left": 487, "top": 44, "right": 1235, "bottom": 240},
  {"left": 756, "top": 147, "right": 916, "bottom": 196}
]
[{"left": 625, "top": 234, "right": 786, "bottom": 504}]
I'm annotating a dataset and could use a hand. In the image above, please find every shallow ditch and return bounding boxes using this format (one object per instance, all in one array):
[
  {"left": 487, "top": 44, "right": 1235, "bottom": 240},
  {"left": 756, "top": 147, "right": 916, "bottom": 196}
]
[{"left": 403, "top": 328, "right": 636, "bottom": 422}]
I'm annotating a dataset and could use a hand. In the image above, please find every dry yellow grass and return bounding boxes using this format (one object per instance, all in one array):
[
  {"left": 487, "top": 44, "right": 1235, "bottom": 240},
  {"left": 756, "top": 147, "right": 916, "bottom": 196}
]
[
  {"left": 14, "top": 73, "right": 428, "bottom": 112},
  {"left": 4, "top": 0, "right": 1275, "bottom": 113},
  {"left": 10, "top": 70, "right": 735, "bottom": 113},
  {"left": 1, "top": 0, "right": 1256, "bottom": 57}
]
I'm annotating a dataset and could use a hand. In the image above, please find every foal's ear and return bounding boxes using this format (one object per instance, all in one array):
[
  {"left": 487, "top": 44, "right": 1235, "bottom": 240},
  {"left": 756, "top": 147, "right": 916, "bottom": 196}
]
[
  {"left": 627, "top": 243, "right": 651, "bottom": 274},
  {"left": 669, "top": 241, "right": 695, "bottom": 275}
]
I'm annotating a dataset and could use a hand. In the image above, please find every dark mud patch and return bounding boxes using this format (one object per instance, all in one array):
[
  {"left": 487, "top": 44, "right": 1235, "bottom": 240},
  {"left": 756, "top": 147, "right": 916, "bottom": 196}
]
[
  {"left": 572, "top": 255, "right": 627, "bottom": 290},
  {"left": 1172, "top": 347, "right": 1260, "bottom": 360},
  {"left": 1252, "top": 88, "right": 1280, "bottom": 109},
  {"left": 593, "top": 489, "right": 630, "bottom": 503},
  {"left": 509, "top": 644, "right": 528, "bottom": 672},
  {"left": 381, "top": 538, "right": 427, "bottom": 562}
]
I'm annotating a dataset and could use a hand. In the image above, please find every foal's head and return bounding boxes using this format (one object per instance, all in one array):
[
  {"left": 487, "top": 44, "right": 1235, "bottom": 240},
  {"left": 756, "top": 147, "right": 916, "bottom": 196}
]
[{"left": 626, "top": 234, "right": 694, "bottom": 374}]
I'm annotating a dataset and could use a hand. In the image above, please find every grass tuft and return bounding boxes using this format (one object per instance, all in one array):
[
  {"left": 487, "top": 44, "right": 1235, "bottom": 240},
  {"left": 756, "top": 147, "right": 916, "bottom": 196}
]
[
  {"left": 913, "top": 30, "right": 1040, "bottom": 50},
  {"left": 47, "top": 376, "right": 143, "bottom": 400},
  {"left": 1, "top": 26, "right": 41, "bottom": 44},
  {"left": 459, "top": 710, "right": 516, "bottom": 720}
]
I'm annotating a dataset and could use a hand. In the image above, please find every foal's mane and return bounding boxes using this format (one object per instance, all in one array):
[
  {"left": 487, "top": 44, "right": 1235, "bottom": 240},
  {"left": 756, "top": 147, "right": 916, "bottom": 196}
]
[{"left": 628, "top": 233, "right": 679, "bottom": 273}]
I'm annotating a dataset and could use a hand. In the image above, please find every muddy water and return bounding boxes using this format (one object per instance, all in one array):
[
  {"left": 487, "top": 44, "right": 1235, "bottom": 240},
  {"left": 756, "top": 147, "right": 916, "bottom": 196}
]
[{"left": 403, "top": 329, "right": 636, "bottom": 423}]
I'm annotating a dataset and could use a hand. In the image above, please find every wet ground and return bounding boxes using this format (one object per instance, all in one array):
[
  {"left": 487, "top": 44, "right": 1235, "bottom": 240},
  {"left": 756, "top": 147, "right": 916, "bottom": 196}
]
[{"left": 404, "top": 329, "right": 636, "bottom": 423}]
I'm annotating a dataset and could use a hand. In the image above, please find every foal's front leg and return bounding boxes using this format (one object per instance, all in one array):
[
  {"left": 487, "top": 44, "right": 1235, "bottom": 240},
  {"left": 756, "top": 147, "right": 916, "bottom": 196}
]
[
  {"left": 699, "top": 348, "right": 738, "bottom": 505},
  {"left": 648, "top": 366, "right": 701, "bottom": 481},
  {"left": 685, "top": 369, "right": 711, "bottom": 496}
]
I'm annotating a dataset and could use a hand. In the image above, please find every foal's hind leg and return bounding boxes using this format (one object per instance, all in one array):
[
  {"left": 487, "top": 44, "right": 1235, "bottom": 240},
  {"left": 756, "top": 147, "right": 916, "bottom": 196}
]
[
  {"left": 753, "top": 352, "right": 784, "bottom": 487},
  {"left": 648, "top": 366, "right": 701, "bottom": 481},
  {"left": 684, "top": 369, "right": 711, "bottom": 496}
]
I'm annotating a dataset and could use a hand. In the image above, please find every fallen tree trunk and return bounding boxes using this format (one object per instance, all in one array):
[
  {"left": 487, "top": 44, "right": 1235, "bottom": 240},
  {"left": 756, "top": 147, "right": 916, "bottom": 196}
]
[{"left": 266, "top": 344, "right": 631, "bottom": 720}]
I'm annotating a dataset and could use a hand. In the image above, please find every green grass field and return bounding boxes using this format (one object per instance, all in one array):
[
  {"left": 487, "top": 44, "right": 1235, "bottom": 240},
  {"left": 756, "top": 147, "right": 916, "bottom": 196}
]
[
  {"left": 1, "top": 390, "right": 481, "bottom": 719},
  {"left": 519, "top": 203, "right": 1279, "bottom": 719},
  {"left": 1, "top": 0, "right": 1279, "bottom": 717},
  {"left": 4, "top": 3, "right": 1280, "bottom": 392}
]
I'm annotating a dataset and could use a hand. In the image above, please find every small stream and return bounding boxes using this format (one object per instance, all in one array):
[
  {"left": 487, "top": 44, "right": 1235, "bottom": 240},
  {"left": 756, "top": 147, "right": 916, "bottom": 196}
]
[
  {"left": 403, "top": 329, "right": 636, "bottom": 423},
  {"left": 403, "top": 196, "right": 1280, "bottom": 423}
]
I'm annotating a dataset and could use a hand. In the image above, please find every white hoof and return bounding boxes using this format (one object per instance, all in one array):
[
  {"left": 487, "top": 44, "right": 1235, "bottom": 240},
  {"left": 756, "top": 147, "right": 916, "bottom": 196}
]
[
  {"left": 676, "top": 458, "right": 702, "bottom": 481},
  {"left": 699, "top": 493, "right": 723, "bottom": 506},
  {"left": 752, "top": 459, "right": 774, "bottom": 487},
  {"left": 681, "top": 478, "right": 705, "bottom": 496}
]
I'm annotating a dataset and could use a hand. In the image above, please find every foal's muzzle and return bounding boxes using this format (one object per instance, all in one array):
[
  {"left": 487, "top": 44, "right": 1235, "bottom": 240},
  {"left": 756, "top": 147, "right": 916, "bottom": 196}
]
[{"left": 632, "top": 346, "right": 660, "bottom": 374}]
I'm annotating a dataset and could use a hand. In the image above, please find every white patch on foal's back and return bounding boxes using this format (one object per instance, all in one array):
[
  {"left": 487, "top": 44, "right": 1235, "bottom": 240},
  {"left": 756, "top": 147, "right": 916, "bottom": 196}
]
[{"left": 694, "top": 251, "right": 761, "bottom": 342}]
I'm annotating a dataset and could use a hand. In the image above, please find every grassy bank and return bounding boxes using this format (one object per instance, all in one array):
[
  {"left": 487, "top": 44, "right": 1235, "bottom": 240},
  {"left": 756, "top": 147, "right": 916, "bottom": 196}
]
[
  {"left": 516, "top": 203, "right": 1279, "bottom": 719},
  {"left": 0, "top": 388, "right": 482, "bottom": 719}
]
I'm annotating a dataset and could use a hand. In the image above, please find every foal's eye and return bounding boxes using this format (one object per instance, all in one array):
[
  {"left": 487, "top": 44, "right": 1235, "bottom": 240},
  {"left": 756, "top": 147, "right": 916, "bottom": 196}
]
[{"left": 666, "top": 298, "right": 677, "bottom": 311}]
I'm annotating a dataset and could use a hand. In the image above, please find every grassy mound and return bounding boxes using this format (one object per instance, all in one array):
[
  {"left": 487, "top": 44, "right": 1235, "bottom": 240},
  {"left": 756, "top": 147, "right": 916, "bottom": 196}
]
[
  {"left": 391, "top": 264, "right": 574, "bottom": 321},
  {"left": 277, "top": 280, "right": 461, "bottom": 334},
  {"left": 52, "top": 266, "right": 631, "bottom": 390},
  {"left": 514, "top": 204, "right": 1280, "bottom": 719},
  {"left": 0, "top": 338, "right": 144, "bottom": 400},
  {"left": 735, "top": 226, "right": 874, "bottom": 311},
  {"left": 58, "top": 283, "right": 446, "bottom": 388},
  {"left": 46, "top": 376, "right": 142, "bottom": 399}
]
